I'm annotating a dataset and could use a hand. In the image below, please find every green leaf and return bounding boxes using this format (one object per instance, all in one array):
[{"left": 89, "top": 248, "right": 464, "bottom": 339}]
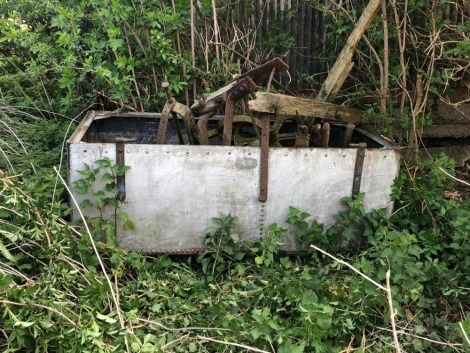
[
  {"left": 124, "top": 220, "right": 135, "bottom": 231},
  {"left": 101, "top": 173, "right": 115, "bottom": 182},
  {"left": 96, "top": 313, "right": 117, "bottom": 324},
  {"left": 188, "top": 342, "right": 197, "bottom": 352},
  {"left": 250, "top": 327, "right": 262, "bottom": 340},
  {"left": 131, "top": 341, "right": 141, "bottom": 352},
  {"left": 72, "top": 179, "right": 89, "bottom": 195},
  {"left": 79, "top": 199, "right": 94, "bottom": 209},
  {"left": 278, "top": 339, "right": 306, "bottom": 353},
  {"left": 111, "top": 165, "right": 131, "bottom": 176},
  {"left": 0, "top": 240, "right": 16, "bottom": 263},
  {"left": 95, "top": 158, "right": 112, "bottom": 168},
  {"left": 118, "top": 212, "right": 130, "bottom": 222},
  {"left": 0, "top": 274, "right": 13, "bottom": 290},
  {"left": 14, "top": 321, "right": 35, "bottom": 328}
]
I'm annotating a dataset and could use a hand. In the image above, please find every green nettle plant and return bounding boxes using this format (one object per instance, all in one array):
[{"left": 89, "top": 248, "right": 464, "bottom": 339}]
[{"left": 72, "top": 157, "right": 134, "bottom": 246}]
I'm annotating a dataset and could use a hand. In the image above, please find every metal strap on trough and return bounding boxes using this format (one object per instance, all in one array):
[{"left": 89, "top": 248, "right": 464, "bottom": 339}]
[
  {"left": 115, "top": 138, "right": 135, "bottom": 201},
  {"left": 352, "top": 143, "right": 367, "bottom": 196},
  {"left": 258, "top": 114, "right": 271, "bottom": 202}
]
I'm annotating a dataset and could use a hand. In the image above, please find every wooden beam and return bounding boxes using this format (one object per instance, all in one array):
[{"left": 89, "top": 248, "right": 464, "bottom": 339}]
[
  {"left": 316, "top": 0, "right": 382, "bottom": 103},
  {"left": 190, "top": 81, "right": 237, "bottom": 116},
  {"left": 248, "top": 92, "right": 363, "bottom": 125},
  {"left": 190, "top": 58, "right": 288, "bottom": 116},
  {"left": 422, "top": 125, "right": 470, "bottom": 139},
  {"left": 240, "top": 57, "right": 289, "bottom": 82}
]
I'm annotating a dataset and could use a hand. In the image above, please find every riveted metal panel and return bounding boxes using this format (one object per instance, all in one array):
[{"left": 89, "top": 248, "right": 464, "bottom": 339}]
[{"left": 68, "top": 111, "right": 401, "bottom": 254}]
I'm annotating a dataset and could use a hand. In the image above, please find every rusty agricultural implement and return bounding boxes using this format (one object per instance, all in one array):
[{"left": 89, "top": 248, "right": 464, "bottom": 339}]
[{"left": 68, "top": 58, "right": 400, "bottom": 254}]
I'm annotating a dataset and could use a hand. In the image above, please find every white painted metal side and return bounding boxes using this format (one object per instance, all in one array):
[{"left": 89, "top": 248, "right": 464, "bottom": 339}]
[{"left": 69, "top": 142, "right": 400, "bottom": 253}]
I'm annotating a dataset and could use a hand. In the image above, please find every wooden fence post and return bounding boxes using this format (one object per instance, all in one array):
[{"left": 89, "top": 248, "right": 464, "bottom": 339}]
[{"left": 316, "top": 0, "right": 382, "bottom": 103}]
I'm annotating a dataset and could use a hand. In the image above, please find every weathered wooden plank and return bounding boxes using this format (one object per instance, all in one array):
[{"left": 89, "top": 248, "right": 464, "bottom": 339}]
[
  {"left": 316, "top": 0, "right": 382, "bottom": 102},
  {"left": 190, "top": 58, "right": 288, "bottom": 116},
  {"left": 422, "top": 125, "right": 470, "bottom": 139},
  {"left": 420, "top": 146, "right": 470, "bottom": 167},
  {"left": 248, "top": 92, "right": 363, "bottom": 124},
  {"left": 190, "top": 81, "right": 237, "bottom": 116},
  {"left": 240, "top": 57, "right": 289, "bottom": 82}
]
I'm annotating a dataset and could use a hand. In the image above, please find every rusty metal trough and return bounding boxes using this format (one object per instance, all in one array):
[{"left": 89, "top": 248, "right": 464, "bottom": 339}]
[{"left": 68, "top": 110, "right": 400, "bottom": 254}]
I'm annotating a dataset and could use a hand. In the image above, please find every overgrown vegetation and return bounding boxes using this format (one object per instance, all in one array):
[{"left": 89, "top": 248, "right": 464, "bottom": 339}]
[
  {"left": 1, "top": 154, "right": 469, "bottom": 352},
  {"left": 313, "top": 0, "right": 470, "bottom": 151},
  {"left": 0, "top": 0, "right": 469, "bottom": 352}
]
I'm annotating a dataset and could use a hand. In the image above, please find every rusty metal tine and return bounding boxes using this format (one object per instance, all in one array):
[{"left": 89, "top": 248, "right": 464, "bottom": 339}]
[
  {"left": 295, "top": 124, "right": 310, "bottom": 147},
  {"left": 197, "top": 112, "right": 213, "bottom": 145},
  {"left": 221, "top": 77, "right": 257, "bottom": 146},
  {"left": 321, "top": 123, "right": 331, "bottom": 147},
  {"left": 352, "top": 143, "right": 367, "bottom": 196},
  {"left": 161, "top": 82, "right": 174, "bottom": 103},
  {"left": 342, "top": 123, "right": 356, "bottom": 147},
  {"left": 249, "top": 112, "right": 262, "bottom": 143},
  {"left": 172, "top": 112, "right": 185, "bottom": 144},
  {"left": 222, "top": 93, "right": 235, "bottom": 146},
  {"left": 172, "top": 102, "right": 197, "bottom": 145},
  {"left": 157, "top": 102, "right": 174, "bottom": 144},
  {"left": 266, "top": 67, "right": 276, "bottom": 93}
]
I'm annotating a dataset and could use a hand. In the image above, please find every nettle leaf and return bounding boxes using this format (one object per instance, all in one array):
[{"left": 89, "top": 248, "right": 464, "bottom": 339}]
[
  {"left": 101, "top": 173, "right": 115, "bottom": 182},
  {"left": 94, "top": 191, "right": 106, "bottom": 208},
  {"left": 79, "top": 199, "right": 94, "bottom": 209},
  {"left": 188, "top": 342, "right": 197, "bottom": 352},
  {"left": 96, "top": 312, "right": 117, "bottom": 324},
  {"left": 131, "top": 341, "right": 141, "bottom": 352},
  {"left": 95, "top": 158, "right": 112, "bottom": 168},
  {"left": 124, "top": 220, "right": 135, "bottom": 231},
  {"left": 250, "top": 327, "right": 262, "bottom": 340},
  {"left": 111, "top": 165, "right": 131, "bottom": 176},
  {"left": 72, "top": 179, "right": 89, "bottom": 195},
  {"left": 118, "top": 212, "right": 130, "bottom": 222}
]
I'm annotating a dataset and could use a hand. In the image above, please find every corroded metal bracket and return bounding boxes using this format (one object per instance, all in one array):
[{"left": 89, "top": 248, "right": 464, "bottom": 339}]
[
  {"left": 258, "top": 115, "right": 271, "bottom": 202},
  {"left": 156, "top": 101, "right": 175, "bottom": 144},
  {"left": 222, "top": 77, "right": 257, "bottom": 146},
  {"left": 295, "top": 124, "right": 310, "bottom": 147},
  {"left": 161, "top": 81, "right": 198, "bottom": 145},
  {"left": 343, "top": 123, "right": 356, "bottom": 147},
  {"left": 115, "top": 138, "right": 135, "bottom": 201},
  {"left": 352, "top": 143, "right": 367, "bottom": 196}
]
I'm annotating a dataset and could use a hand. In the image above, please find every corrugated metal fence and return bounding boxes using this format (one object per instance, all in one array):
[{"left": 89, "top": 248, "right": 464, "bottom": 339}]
[{"left": 201, "top": 0, "right": 467, "bottom": 90}]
